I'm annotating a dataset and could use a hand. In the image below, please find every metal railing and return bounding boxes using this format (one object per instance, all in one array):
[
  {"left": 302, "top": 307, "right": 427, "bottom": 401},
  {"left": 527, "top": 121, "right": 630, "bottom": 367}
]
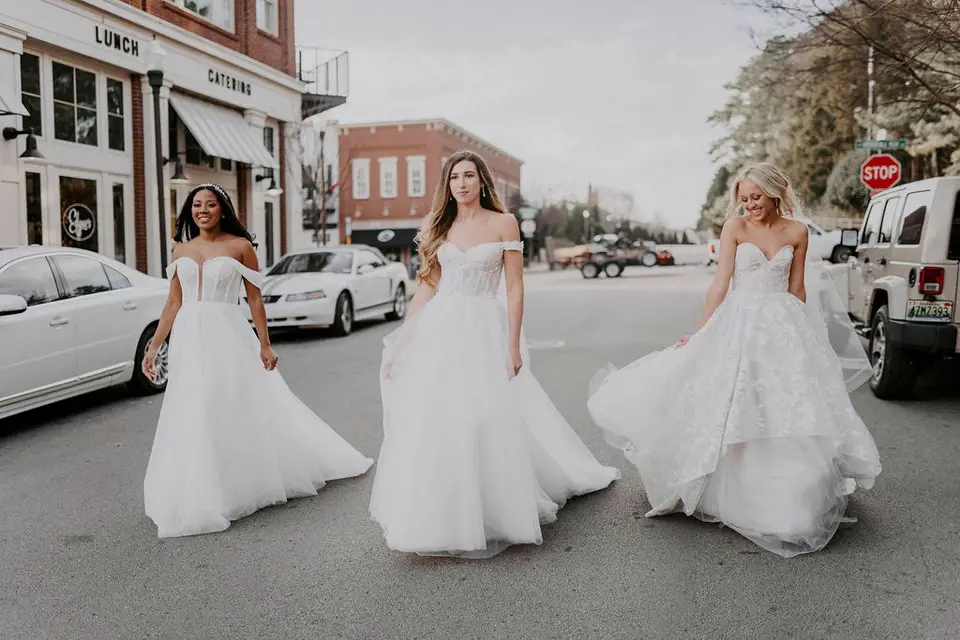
[{"left": 296, "top": 47, "right": 349, "bottom": 97}]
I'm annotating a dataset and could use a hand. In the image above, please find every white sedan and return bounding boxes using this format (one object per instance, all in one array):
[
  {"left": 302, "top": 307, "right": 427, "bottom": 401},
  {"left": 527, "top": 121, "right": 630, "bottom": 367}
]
[
  {"left": 244, "top": 245, "right": 410, "bottom": 336},
  {"left": 0, "top": 246, "right": 170, "bottom": 420}
]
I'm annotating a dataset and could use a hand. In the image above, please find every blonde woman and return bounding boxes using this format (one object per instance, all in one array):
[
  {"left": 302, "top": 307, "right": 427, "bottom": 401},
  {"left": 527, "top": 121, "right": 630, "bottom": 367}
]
[
  {"left": 587, "top": 163, "right": 882, "bottom": 557},
  {"left": 370, "top": 150, "right": 618, "bottom": 558}
]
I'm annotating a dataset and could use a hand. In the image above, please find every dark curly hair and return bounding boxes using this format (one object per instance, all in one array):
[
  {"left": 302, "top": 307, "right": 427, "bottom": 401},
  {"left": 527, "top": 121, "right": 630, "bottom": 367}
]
[{"left": 173, "top": 183, "right": 256, "bottom": 246}]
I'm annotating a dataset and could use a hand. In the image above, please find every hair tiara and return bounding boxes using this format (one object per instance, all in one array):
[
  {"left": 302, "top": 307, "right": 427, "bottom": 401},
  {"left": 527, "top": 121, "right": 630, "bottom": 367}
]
[{"left": 195, "top": 183, "right": 231, "bottom": 203}]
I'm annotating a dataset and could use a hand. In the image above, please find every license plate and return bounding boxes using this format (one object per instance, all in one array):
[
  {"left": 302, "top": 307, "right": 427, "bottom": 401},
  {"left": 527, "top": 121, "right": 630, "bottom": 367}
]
[{"left": 906, "top": 299, "right": 954, "bottom": 322}]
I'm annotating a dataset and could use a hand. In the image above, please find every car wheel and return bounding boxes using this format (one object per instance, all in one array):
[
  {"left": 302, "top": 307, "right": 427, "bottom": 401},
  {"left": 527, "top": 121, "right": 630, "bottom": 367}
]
[
  {"left": 641, "top": 252, "right": 658, "bottom": 267},
  {"left": 604, "top": 261, "right": 624, "bottom": 278},
  {"left": 868, "top": 305, "right": 918, "bottom": 399},
  {"left": 581, "top": 262, "right": 601, "bottom": 279},
  {"left": 332, "top": 292, "right": 353, "bottom": 336},
  {"left": 386, "top": 284, "right": 406, "bottom": 321},
  {"left": 129, "top": 324, "right": 168, "bottom": 395},
  {"left": 831, "top": 245, "right": 852, "bottom": 264}
]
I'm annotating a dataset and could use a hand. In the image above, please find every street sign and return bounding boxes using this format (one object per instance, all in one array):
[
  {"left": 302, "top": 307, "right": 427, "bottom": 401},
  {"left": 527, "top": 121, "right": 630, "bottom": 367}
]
[
  {"left": 860, "top": 153, "right": 902, "bottom": 191},
  {"left": 520, "top": 219, "right": 537, "bottom": 237},
  {"left": 856, "top": 139, "right": 907, "bottom": 150}
]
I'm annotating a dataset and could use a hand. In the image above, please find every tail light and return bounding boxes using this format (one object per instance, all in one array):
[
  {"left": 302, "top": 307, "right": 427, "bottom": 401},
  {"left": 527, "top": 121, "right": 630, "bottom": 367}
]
[{"left": 919, "top": 266, "right": 944, "bottom": 295}]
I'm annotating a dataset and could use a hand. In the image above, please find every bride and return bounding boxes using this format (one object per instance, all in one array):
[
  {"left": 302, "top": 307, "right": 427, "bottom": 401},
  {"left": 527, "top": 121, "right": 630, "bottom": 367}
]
[
  {"left": 141, "top": 183, "right": 372, "bottom": 538},
  {"left": 370, "top": 150, "right": 619, "bottom": 558},
  {"left": 587, "top": 163, "right": 882, "bottom": 557}
]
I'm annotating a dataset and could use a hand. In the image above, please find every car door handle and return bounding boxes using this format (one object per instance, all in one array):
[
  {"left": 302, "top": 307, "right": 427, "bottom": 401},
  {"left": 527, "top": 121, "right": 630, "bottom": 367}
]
[
  {"left": 49, "top": 316, "right": 69, "bottom": 327},
  {"left": 879, "top": 257, "right": 887, "bottom": 266},
  {"left": 122, "top": 301, "right": 138, "bottom": 311}
]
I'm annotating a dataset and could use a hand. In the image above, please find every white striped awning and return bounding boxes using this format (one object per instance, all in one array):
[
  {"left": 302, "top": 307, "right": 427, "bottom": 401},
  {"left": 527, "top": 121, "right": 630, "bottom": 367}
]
[
  {"left": 0, "top": 86, "right": 28, "bottom": 117},
  {"left": 169, "top": 92, "right": 278, "bottom": 168}
]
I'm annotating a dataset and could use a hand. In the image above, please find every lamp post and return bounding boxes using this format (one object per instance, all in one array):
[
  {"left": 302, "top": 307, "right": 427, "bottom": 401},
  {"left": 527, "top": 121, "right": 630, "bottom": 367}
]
[
  {"left": 147, "top": 37, "right": 168, "bottom": 275},
  {"left": 582, "top": 209, "right": 590, "bottom": 244}
]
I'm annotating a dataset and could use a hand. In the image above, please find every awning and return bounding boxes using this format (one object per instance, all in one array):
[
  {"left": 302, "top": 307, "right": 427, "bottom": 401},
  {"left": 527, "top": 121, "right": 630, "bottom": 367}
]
[
  {"left": 0, "top": 86, "right": 28, "bottom": 117},
  {"left": 351, "top": 228, "right": 418, "bottom": 248},
  {"left": 169, "top": 92, "right": 278, "bottom": 168}
]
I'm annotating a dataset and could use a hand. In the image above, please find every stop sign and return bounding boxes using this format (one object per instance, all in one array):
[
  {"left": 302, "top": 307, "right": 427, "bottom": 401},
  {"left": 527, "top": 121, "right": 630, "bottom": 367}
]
[{"left": 860, "top": 153, "right": 902, "bottom": 191}]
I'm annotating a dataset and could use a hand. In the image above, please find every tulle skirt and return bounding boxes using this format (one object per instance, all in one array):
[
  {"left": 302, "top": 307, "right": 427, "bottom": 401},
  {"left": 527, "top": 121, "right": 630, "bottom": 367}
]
[
  {"left": 587, "top": 290, "right": 882, "bottom": 557},
  {"left": 144, "top": 302, "right": 373, "bottom": 538},
  {"left": 371, "top": 291, "right": 619, "bottom": 557}
]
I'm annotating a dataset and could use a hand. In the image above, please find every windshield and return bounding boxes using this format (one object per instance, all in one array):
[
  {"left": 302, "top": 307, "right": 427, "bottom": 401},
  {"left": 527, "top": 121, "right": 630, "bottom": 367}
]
[{"left": 267, "top": 252, "right": 353, "bottom": 276}]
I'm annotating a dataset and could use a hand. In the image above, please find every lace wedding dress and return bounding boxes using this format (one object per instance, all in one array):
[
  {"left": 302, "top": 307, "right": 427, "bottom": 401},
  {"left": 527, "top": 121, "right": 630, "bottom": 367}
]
[
  {"left": 143, "top": 256, "right": 373, "bottom": 538},
  {"left": 587, "top": 242, "right": 882, "bottom": 557},
  {"left": 371, "top": 241, "right": 619, "bottom": 558}
]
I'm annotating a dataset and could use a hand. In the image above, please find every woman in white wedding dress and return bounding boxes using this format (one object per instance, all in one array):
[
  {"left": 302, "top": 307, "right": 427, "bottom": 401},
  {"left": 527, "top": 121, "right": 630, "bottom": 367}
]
[
  {"left": 141, "top": 184, "right": 372, "bottom": 538},
  {"left": 370, "top": 151, "right": 619, "bottom": 558},
  {"left": 588, "top": 163, "right": 882, "bottom": 558}
]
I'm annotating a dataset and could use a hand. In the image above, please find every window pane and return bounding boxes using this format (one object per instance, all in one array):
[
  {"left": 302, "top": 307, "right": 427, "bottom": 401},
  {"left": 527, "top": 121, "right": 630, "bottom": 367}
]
[
  {"left": 54, "top": 255, "right": 111, "bottom": 297},
  {"left": 22, "top": 94, "right": 42, "bottom": 137},
  {"left": 59, "top": 176, "right": 99, "bottom": 253},
  {"left": 20, "top": 53, "right": 41, "bottom": 95},
  {"left": 54, "top": 102, "right": 76, "bottom": 142},
  {"left": 879, "top": 196, "right": 900, "bottom": 244},
  {"left": 108, "top": 115, "right": 124, "bottom": 151},
  {"left": 0, "top": 257, "right": 60, "bottom": 306},
  {"left": 105, "top": 265, "right": 131, "bottom": 290},
  {"left": 949, "top": 194, "right": 960, "bottom": 261},
  {"left": 185, "top": 129, "right": 202, "bottom": 165},
  {"left": 25, "top": 172, "right": 43, "bottom": 246},
  {"left": 75, "top": 69, "right": 96, "bottom": 109},
  {"left": 265, "top": 202, "right": 275, "bottom": 267},
  {"left": 113, "top": 184, "right": 126, "bottom": 263},
  {"left": 76, "top": 107, "right": 97, "bottom": 146},
  {"left": 263, "top": 127, "right": 274, "bottom": 154},
  {"left": 52, "top": 62, "right": 74, "bottom": 103},
  {"left": 221, "top": 158, "right": 233, "bottom": 172},
  {"left": 106, "top": 79, "right": 123, "bottom": 116},
  {"left": 898, "top": 191, "right": 931, "bottom": 245}
]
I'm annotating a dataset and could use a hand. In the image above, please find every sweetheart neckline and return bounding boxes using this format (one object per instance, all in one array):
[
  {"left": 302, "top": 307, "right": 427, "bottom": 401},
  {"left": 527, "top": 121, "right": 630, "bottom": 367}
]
[
  {"left": 441, "top": 241, "right": 509, "bottom": 254},
  {"left": 737, "top": 242, "right": 794, "bottom": 263},
  {"left": 170, "top": 255, "right": 244, "bottom": 269}
]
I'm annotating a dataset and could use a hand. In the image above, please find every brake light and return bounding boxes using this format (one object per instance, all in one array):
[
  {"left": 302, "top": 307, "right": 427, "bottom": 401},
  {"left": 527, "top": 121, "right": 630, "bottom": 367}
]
[{"left": 919, "top": 266, "right": 944, "bottom": 295}]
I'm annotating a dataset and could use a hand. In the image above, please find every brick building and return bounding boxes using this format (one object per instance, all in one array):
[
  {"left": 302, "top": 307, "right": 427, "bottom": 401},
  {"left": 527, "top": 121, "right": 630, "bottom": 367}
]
[
  {"left": 0, "top": 0, "right": 345, "bottom": 275},
  {"left": 331, "top": 118, "right": 522, "bottom": 265}
]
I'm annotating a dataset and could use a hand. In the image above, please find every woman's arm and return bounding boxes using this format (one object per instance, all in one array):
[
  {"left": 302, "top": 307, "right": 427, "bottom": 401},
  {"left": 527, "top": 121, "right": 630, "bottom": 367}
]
[
  {"left": 787, "top": 226, "right": 809, "bottom": 303},
  {"left": 500, "top": 217, "right": 524, "bottom": 375},
  {"left": 239, "top": 242, "right": 279, "bottom": 370},
  {"left": 142, "top": 245, "right": 184, "bottom": 378},
  {"left": 407, "top": 266, "right": 439, "bottom": 318}
]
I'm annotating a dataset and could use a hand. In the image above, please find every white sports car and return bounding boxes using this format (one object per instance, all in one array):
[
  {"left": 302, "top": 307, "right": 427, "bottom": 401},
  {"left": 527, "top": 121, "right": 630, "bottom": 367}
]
[{"left": 243, "top": 245, "right": 410, "bottom": 335}]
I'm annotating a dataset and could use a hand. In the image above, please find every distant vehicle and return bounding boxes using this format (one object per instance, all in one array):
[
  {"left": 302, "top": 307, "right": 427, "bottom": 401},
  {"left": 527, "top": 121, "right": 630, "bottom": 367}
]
[
  {"left": 242, "top": 245, "right": 410, "bottom": 336},
  {"left": 0, "top": 246, "right": 169, "bottom": 420}
]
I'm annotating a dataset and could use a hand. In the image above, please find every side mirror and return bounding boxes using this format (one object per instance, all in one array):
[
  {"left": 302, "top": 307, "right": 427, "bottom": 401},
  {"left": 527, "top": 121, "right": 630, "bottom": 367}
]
[
  {"left": 840, "top": 228, "right": 860, "bottom": 249},
  {"left": 357, "top": 263, "right": 374, "bottom": 275},
  {"left": 0, "top": 294, "right": 28, "bottom": 317}
]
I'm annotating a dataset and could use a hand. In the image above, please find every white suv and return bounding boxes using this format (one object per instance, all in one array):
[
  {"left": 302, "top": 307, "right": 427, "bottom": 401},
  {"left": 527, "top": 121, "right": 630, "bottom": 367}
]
[{"left": 835, "top": 176, "right": 960, "bottom": 398}]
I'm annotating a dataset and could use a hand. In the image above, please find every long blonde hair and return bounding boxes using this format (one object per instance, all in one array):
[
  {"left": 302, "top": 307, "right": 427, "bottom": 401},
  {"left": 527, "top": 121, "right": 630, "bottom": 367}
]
[
  {"left": 726, "top": 163, "right": 803, "bottom": 219},
  {"left": 416, "top": 150, "right": 508, "bottom": 283}
]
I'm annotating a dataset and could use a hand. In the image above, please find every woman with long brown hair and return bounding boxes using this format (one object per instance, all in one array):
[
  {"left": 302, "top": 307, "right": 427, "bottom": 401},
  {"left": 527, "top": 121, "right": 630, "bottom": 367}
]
[{"left": 369, "top": 150, "right": 618, "bottom": 558}]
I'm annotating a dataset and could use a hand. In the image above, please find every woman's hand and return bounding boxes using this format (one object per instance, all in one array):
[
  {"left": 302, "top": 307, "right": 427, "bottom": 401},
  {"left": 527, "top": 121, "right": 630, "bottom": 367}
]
[
  {"left": 141, "top": 346, "right": 159, "bottom": 379},
  {"left": 675, "top": 336, "right": 690, "bottom": 348},
  {"left": 260, "top": 345, "right": 280, "bottom": 371},
  {"left": 509, "top": 347, "right": 523, "bottom": 377}
]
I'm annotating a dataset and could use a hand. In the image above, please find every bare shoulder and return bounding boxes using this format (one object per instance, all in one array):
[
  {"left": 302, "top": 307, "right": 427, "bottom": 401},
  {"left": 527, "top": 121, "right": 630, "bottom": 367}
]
[
  {"left": 783, "top": 218, "right": 809, "bottom": 244},
  {"left": 229, "top": 236, "right": 255, "bottom": 258},
  {"left": 720, "top": 216, "right": 744, "bottom": 239},
  {"left": 492, "top": 212, "right": 520, "bottom": 241}
]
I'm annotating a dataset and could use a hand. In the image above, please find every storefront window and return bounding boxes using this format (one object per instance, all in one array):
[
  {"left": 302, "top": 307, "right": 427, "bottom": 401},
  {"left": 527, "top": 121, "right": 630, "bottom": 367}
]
[
  {"left": 107, "top": 78, "right": 125, "bottom": 152},
  {"left": 59, "top": 176, "right": 99, "bottom": 253},
  {"left": 185, "top": 128, "right": 214, "bottom": 169},
  {"left": 262, "top": 126, "right": 275, "bottom": 180},
  {"left": 25, "top": 172, "right": 43, "bottom": 246},
  {"left": 20, "top": 53, "right": 42, "bottom": 137},
  {"left": 53, "top": 62, "right": 97, "bottom": 147},
  {"left": 257, "top": 0, "right": 278, "bottom": 34},
  {"left": 113, "top": 184, "right": 126, "bottom": 263}
]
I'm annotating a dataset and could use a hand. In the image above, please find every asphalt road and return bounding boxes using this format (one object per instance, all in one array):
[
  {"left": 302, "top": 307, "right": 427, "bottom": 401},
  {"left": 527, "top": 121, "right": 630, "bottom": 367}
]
[{"left": 2, "top": 265, "right": 958, "bottom": 640}]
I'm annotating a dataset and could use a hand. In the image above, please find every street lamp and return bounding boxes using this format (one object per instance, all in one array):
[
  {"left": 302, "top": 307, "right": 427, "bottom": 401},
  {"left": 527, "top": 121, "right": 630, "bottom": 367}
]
[
  {"left": 582, "top": 209, "right": 590, "bottom": 244},
  {"left": 256, "top": 173, "right": 283, "bottom": 197},
  {"left": 147, "top": 36, "right": 169, "bottom": 275}
]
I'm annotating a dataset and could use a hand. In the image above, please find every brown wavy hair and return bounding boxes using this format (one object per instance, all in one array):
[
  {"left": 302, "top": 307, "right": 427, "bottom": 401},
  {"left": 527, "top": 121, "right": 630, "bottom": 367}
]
[{"left": 416, "top": 150, "right": 508, "bottom": 284}]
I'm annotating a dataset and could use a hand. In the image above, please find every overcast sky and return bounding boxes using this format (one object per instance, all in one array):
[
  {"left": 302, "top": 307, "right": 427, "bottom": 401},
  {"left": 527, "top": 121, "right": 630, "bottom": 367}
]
[{"left": 294, "top": 1, "right": 774, "bottom": 228}]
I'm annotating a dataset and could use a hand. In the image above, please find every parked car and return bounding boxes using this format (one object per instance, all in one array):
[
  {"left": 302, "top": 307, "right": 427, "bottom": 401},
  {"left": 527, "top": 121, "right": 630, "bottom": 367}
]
[
  {"left": 243, "top": 245, "right": 409, "bottom": 336},
  {"left": 0, "top": 247, "right": 169, "bottom": 420},
  {"left": 797, "top": 216, "right": 853, "bottom": 264},
  {"left": 831, "top": 176, "right": 960, "bottom": 398}
]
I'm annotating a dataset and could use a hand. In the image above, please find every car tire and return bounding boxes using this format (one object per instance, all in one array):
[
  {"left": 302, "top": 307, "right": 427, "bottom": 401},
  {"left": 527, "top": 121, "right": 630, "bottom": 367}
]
[
  {"left": 641, "top": 252, "right": 658, "bottom": 267},
  {"left": 385, "top": 284, "right": 406, "bottom": 321},
  {"left": 332, "top": 292, "right": 353, "bottom": 336},
  {"left": 581, "top": 262, "right": 601, "bottom": 279},
  {"left": 604, "top": 261, "right": 624, "bottom": 278},
  {"left": 831, "top": 245, "right": 852, "bottom": 264},
  {"left": 868, "top": 305, "right": 918, "bottom": 399},
  {"left": 129, "top": 324, "right": 168, "bottom": 395}
]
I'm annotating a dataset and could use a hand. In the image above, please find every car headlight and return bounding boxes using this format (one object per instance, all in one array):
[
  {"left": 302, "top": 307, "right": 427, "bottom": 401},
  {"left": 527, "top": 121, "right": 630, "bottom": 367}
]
[{"left": 286, "top": 290, "right": 327, "bottom": 302}]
